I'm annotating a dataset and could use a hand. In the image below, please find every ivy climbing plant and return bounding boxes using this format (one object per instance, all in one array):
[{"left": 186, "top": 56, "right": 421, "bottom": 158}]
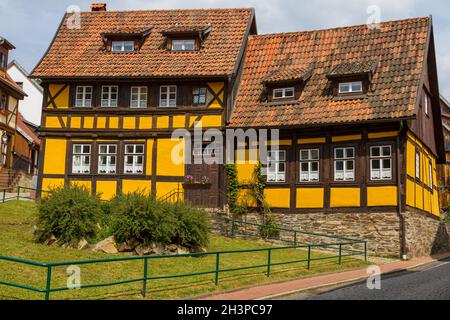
[{"left": 224, "top": 163, "right": 239, "bottom": 213}]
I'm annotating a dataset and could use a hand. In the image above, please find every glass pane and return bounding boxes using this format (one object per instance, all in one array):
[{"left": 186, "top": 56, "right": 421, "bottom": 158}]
[
  {"left": 335, "top": 172, "right": 344, "bottom": 181},
  {"left": 278, "top": 151, "right": 286, "bottom": 161},
  {"left": 345, "top": 148, "right": 354, "bottom": 158},
  {"left": 371, "top": 170, "right": 381, "bottom": 180},
  {"left": 300, "top": 150, "right": 309, "bottom": 161},
  {"left": 382, "top": 146, "right": 391, "bottom": 157},
  {"left": 310, "top": 172, "right": 319, "bottom": 181},
  {"left": 74, "top": 145, "right": 82, "bottom": 154},
  {"left": 109, "top": 145, "right": 116, "bottom": 154},
  {"left": 351, "top": 82, "right": 362, "bottom": 92},
  {"left": 310, "top": 149, "right": 319, "bottom": 160},
  {"left": 300, "top": 173, "right": 309, "bottom": 182},
  {"left": 372, "top": 159, "right": 380, "bottom": 170},
  {"left": 136, "top": 156, "right": 143, "bottom": 164},
  {"left": 135, "top": 145, "right": 144, "bottom": 154},
  {"left": 311, "top": 162, "right": 319, "bottom": 171},
  {"left": 339, "top": 83, "right": 350, "bottom": 93},
  {"left": 285, "top": 88, "right": 294, "bottom": 97},
  {"left": 335, "top": 161, "right": 344, "bottom": 171},
  {"left": 371, "top": 147, "right": 380, "bottom": 157},
  {"left": 301, "top": 163, "right": 309, "bottom": 171},
  {"left": 274, "top": 90, "right": 283, "bottom": 98},
  {"left": 346, "top": 161, "right": 354, "bottom": 170},
  {"left": 126, "top": 145, "right": 134, "bottom": 154},
  {"left": 99, "top": 145, "right": 107, "bottom": 154},
  {"left": 335, "top": 149, "right": 344, "bottom": 159},
  {"left": 83, "top": 146, "right": 90, "bottom": 154},
  {"left": 383, "top": 159, "right": 391, "bottom": 169},
  {"left": 382, "top": 169, "right": 392, "bottom": 179}
]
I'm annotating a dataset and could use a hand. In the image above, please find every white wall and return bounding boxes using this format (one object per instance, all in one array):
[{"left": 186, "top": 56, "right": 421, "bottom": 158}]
[{"left": 7, "top": 63, "right": 43, "bottom": 126}]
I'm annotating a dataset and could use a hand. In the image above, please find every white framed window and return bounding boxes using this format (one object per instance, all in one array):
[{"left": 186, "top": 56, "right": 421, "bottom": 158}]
[
  {"left": 424, "top": 92, "right": 430, "bottom": 115},
  {"left": 264, "top": 150, "right": 286, "bottom": 183},
  {"left": 75, "top": 86, "right": 93, "bottom": 107},
  {"left": 299, "top": 149, "right": 320, "bottom": 182},
  {"left": 72, "top": 144, "right": 91, "bottom": 174},
  {"left": 415, "top": 151, "right": 421, "bottom": 179},
  {"left": 273, "top": 87, "right": 295, "bottom": 99},
  {"left": 334, "top": 147, "right": 355, "bottom": 181},
  {"left": 370, "top": 146, "right": 392, "bottom": 180},
  {"left": 193, "top": 87, "right": 207, "bottom": 106},
  {"left": 339, "top": 81, "right": 363, "bottom": 94},
  {"left": 101, "top": 86, "right": 118, "bottom": 107},
  {"left": 124, "top": 144, "right": 144, "bottom": 174},
  {"left": 429, "top": 162, "right": 433, "bottom": 189},
  {"left": 111, "top": 40, "right": 135, "bottom": 52},
  {"left": 172, "top": 39, "right": 196, "bottom": 51},
  {"left": 0, "top": 94, "right": 7, "bottom": 110},
  {"left": 130, "top": 86, "right": 147, "bottom": 108},
  {"left": 98, "top": 144, "right": 117, "bottom": 174},
  {"left": 160, "top": 85, "right": 177, "bottom": 108}
]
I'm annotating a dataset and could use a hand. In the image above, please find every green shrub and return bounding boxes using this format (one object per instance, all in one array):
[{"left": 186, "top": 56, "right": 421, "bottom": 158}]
[
  {"left": 36, "top": 185, "right": 103, "bottom": 245},
  {"left": 172, "top": 203, "right": 209, "bottom": 248},
  {"left": 110, "top": 192, "right": 209, "bottom": 248},
  {"left": 110, "top": 192, "right": 178, "bottom": 245}
]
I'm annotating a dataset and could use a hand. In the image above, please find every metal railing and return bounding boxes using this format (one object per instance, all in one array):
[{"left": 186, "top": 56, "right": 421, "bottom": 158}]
[{"left": 0, "top": 186, "right": 50, "bottom": 203}]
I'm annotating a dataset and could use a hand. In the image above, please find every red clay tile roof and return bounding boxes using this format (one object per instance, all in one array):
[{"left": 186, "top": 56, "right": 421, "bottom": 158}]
[
  {"left": 0, "top": 71, "right": 27, "bottom": 98},
  {"left": 229, "top": 17, "right": 430, "bottom": 128},
  {"left": 262, "top": 66, "right": 312, "bottom": 84},
  {"left": 32, "top": 8, "right": 254, "bottom": 79},
  {"left": 327, "top": 60, "right": 378, "bottom": 79},
  {"left": 16, "top": 113, "right": 40, "bottom": 146}
]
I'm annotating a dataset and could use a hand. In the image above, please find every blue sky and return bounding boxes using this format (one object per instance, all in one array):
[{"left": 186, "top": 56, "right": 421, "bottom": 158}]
[{"left": 1, "top": 0, "right": 449, "bottom": 97}]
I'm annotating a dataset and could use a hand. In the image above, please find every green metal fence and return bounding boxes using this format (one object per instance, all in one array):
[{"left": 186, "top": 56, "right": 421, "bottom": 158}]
[
  {"left": 0, "top": 186, "right": 51, "bottom": 203},
  {"left": 0, "top": 187, "right": 368, "bottom": 300}
]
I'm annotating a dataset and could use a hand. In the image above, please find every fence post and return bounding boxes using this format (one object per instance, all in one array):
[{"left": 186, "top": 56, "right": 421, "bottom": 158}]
[
  {"left": 142, "top": 258, "right": 148, "bottom": 298},
  {"left": 364, "top": 241, "right": 368, "bottom": 262},
  {"left": 2, "top": 190, "right": 5, "bottom": 203},
  {"left": 44, "top": 266, "right": 52, "bottom": 301},
  {"left": 17, "top": 187, "right": 20, "bottom": 201},
  {"left": 215, "top": 253, "right": 220, "bottom": 286},
  {"left": 338, "top": 244, "right": 342, "bottom": 265},
  {"left": 307, "top": 245, "right": 311, "bottom": 270},
  {"left": 294, "top": 232, "right": 297, "bottom": 246},
  {"left": 267, "top": 249, "right": 272, "bottom": 277}
]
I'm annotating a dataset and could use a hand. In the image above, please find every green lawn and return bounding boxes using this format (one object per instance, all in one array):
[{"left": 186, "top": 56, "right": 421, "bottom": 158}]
[{"left": 0, "top": 201, "right": 369, "bottom": 300}]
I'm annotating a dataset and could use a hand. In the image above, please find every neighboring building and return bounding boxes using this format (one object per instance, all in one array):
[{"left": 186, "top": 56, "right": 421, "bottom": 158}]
[
  {"left": 7, "top": 60, "right": 43, "bottom": 126},
  {"left": 14, "top": 113, "right": 40, "bottom": 176},
  {"left": 228, "top": 17, "right": 445, "bottom": 259},
  {"left": 31, "top": 4, "right": 256, "bottom": 206},
  {"left": 31, "top": 4, "right": 447, "bottom": 258},
  {"left": 438, "top": 96, "right": 450, "bottom": 209},
  {"left": 0, "top": 36, "right": 26, "bottom": 189}
]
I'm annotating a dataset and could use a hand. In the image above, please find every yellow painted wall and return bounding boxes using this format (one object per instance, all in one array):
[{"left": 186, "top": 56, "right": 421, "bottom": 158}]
[
  {"left": 45, "top": 116, "right": 62, "bottom": 129},
  {"left": 298, "top": 137, "right": 326, "bottom": 145},
  {"left": 122, "top": 180, "right": 151, "bottom": 195},
  {"left": 155, "top": 182, "right": 182, "bottom": 199},
  {"left": 156, "top": 138, "right": 185, "bottom": 177},
  {"left": 157, "top": 116, "right": 169, "bottom": 129},
  {"left": 139, "top": 117, "right": 152, "bottom": 129},
  {"left": 406, "top": 140, "right": 416, "bottom": 177},
  {"left": 172, "top": 115, "right": 186, "bottom": 128},
  {"left": 97, "top": 117, "right": 106, "bottom": 129},
  {"left": 194, "top": 115, "right": 222, "bottom": 128},
  {"left": 406, "top": 180, "right": 415, "bottom": 207},
  {"left": 83, "top": 117, "right": 94, "bottom": 129},
  {"left": 368, "top": 131, "right": 398, "bottom": 139},
  {"left": 264, "top": 188, "right": 290, "bottom": 208},
  {"left": 237, "top": 189, "right": 257, "bottom": 207},
  {"left": 71, "top": 117, "right": 82, "bottom": 129},
  {"left": 109, "top": 117, "right": 119, "bottom": 129},
  {"left": 207, "top": 82, "right": 224, "bottom": 109},
  {"left": 48, "top": 84, "right": 69, "bottom": 109},
  {"left": 70, "top": 180, "right": 92, "bottom": 191},
  {"left": 96, "top": 181, "right": 117, "bottom": 200},
  {"left": 42, "top": 178, "right": 65, "bottom": 191},
  {"left": 330, "top": 188, "right": 360, "bottom": 208},
  {"left": 146, "top": 139, "right": 154, "bottom": 176},
  {"left": 43, "top": 139, "right": 67, "bottom": 175},
  {"left": 367, "top": 186, "right": 398, "bottom": 207},
  {"left": 296, "top": 188, "right": 324, "bottom": 209},
  {"left": 332, "top": 134, "right": 362, "bottom": 143},
  {"left": 123, "top": 117, "right": 136, "bottom": 129}
]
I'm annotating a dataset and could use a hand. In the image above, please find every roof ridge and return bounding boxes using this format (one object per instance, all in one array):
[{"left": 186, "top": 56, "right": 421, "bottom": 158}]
[
  {"left": 253, "top": 16, "right": 430, "bottom": 39},
  {"left": 78, "top": 7, "right": 254, "bottom": 14}
]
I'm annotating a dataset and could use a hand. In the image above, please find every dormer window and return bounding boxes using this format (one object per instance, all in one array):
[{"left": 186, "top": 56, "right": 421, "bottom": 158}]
[
  {"left": 0, "top": 53, "right": 5, "bottom": 69},
  {"left": 112, "top": 40, "right": 135, "bottom": 52},
  {"left": 273, "top": 87, "right": 295, "bottom": 99},
  {"left": 338, "top": 81, "right": 363, "bottom": 94},
  {"left": 172, "top": 39, "right": 196, "bottom": 52}
]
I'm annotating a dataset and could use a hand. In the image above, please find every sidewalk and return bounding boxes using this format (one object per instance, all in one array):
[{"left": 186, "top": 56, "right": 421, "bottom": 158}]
[{"left": 198, "top": 252, "right": 450, "bottom": 300}]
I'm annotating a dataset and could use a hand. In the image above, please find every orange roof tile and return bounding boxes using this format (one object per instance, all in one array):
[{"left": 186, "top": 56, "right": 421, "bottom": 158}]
[
  {"left": 32, "top": 8, "right": 254, "bottom": 79},
  {"left": 229, "top": 17, "right": 430, "bottom": 128}
]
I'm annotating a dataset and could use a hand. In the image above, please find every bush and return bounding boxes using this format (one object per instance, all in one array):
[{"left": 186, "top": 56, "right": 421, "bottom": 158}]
[
  {"left": 110, "top": 192, "right": 209, "bottom": 248},
  {"left": 36, "top": 185, "right": 103, "bottom": 245}
]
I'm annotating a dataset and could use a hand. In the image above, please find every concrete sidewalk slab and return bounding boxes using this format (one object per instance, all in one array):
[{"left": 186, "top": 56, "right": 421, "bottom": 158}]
[{"left": 198, "top": 253, "right": 450, "bottom": 300}]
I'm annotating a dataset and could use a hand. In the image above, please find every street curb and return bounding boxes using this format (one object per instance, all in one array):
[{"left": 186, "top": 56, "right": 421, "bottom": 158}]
[{"left": 256, "top": 253, "right": 450, "bottom": 300}]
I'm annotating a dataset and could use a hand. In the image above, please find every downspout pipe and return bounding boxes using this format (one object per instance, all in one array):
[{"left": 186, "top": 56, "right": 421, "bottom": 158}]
[{"left": 397, "top": 120, "right": 407, "bottom": 260}]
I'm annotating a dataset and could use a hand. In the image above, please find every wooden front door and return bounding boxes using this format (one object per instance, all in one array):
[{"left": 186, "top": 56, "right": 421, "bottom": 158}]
[{"left": 184, "top": 146, "right": 221, "bottom": 208}]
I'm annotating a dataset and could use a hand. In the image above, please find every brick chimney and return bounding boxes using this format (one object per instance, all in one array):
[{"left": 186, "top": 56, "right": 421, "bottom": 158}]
[{"left": 91, "top": 3, "right": 107, "bottom": 11}]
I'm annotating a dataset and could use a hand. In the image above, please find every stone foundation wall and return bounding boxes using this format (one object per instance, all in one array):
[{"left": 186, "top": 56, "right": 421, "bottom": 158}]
[{"left": 212, "top": 209, "right": 450, "bottom": 259}]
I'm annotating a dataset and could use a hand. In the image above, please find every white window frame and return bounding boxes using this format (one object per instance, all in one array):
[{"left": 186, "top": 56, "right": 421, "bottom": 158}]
[
  {"left": 130, "top": 86, "right": 148, "bottom": 108},
  {"left": 171, "top": 39, "right": 196, "bottom": 51},
  {"left": 264, "top": 150, "right": 286, "bottom": 183},
  {"left": 75, "top": 86, "right": 93, "bottom": 108},
  {"left": 424, "top": 92, "right": 430, "bottom": 115},
  {"left": 338, "top": 81, "right": 363, "bottom": 94},
  {"left": 111, "top": 40, "right": 135, "bottom": 52},
  {"left": 299, "top": 149, "right": 320, "bottom": 182},
  {"left": 273, "top": 87, "right": 295, "bottom": 99},
  {"left": 124, "top": 144, "right": 144, "bottom": 175},
  {"left": 98, "top": 144, "right": 117, "bottom": 175},
  {"left": 101, "top": 86, "right": 118, "bottom": 107},
  {"left": 415, "top": 151, "right": 421, "bottom": 179},
  {"left": 369, "top": 146, "right": 393, "bottom": 181},
  {"left": 72, "top": 144, "right": 91, "bottom": 174},
  {"left": 159, "top": 85, "right": 177, "bottom": 108},
  {"left": 334, "top": 147, "right": 355, "bottom": 181},
  {"left": 429, "top": 162, "right": 433, "bottom": 190}
]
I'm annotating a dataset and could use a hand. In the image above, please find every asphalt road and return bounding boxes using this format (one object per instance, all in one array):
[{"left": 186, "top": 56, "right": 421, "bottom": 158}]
[{"left": 277, "top": 258, "right": 450, "bottom": 300}]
